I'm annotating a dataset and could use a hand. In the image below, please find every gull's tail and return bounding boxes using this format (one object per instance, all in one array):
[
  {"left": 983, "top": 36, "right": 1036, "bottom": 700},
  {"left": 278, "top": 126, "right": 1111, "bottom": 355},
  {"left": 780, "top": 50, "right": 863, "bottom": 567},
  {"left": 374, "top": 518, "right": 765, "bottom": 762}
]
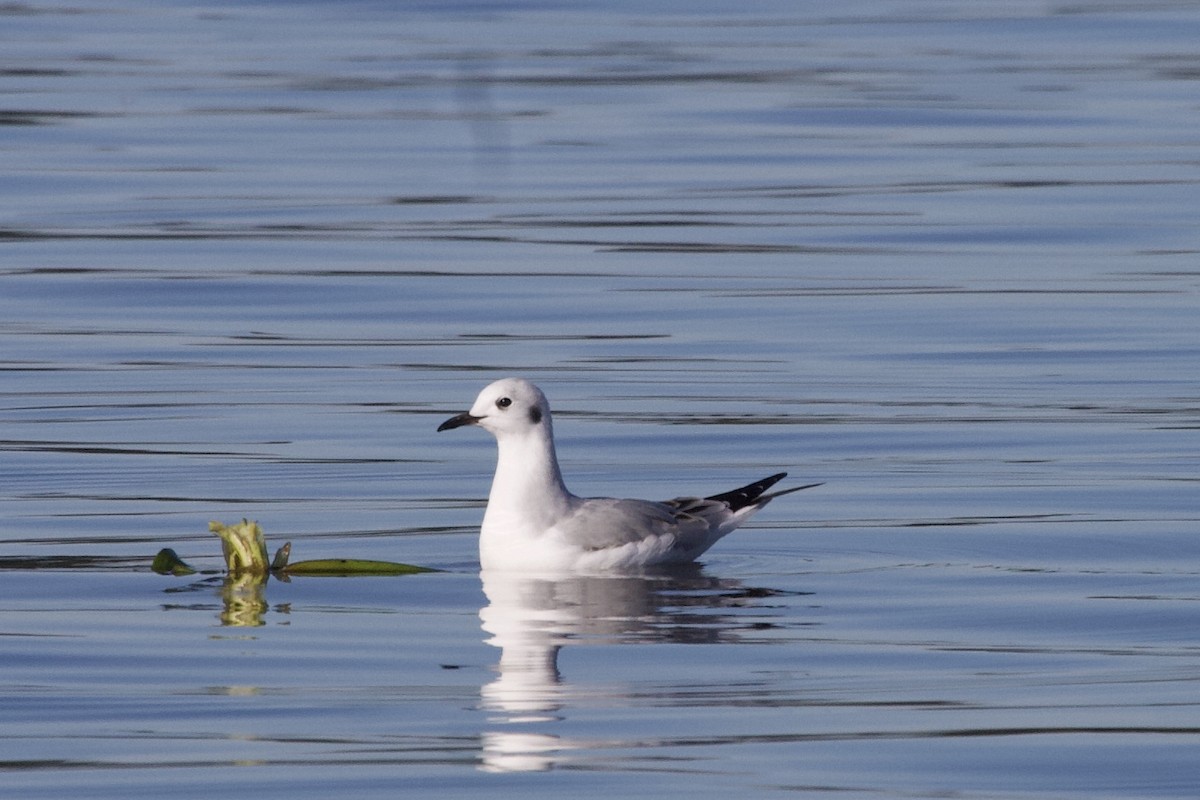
[{"left": 706, "top": 472, "right": 822, "bottom": 512}]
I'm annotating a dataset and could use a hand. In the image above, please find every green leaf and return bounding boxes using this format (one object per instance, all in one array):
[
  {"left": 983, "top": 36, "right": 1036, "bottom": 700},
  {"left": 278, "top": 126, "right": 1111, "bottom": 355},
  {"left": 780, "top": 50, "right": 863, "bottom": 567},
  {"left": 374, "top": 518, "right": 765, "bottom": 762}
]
[
  {"left": 152, "top": 548, "right": 197, "bottom": 576},
  {"left": 279, "top": 558, "right": 437, "bottom": 577},
  {"left": 204, "top": 519, "right": 436, "bottom": 578}
]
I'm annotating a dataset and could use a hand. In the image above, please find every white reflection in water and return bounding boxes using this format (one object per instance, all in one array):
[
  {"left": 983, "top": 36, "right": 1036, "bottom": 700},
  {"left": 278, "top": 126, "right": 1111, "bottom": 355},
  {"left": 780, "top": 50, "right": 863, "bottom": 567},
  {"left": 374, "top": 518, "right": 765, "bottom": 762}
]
[
  {"left": 477, "top": 565, "right": 773, "bottom": 772},
  {"left": 479, "top": 569, "right": 636, "bottom": 771}
]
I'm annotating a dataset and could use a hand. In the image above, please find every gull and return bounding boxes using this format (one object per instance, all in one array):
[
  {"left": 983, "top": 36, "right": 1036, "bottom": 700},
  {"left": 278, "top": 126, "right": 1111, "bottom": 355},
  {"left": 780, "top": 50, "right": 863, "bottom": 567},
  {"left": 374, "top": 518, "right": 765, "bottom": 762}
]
[{"left": 437, "top": 377, "right": 819, "bottom": 571}]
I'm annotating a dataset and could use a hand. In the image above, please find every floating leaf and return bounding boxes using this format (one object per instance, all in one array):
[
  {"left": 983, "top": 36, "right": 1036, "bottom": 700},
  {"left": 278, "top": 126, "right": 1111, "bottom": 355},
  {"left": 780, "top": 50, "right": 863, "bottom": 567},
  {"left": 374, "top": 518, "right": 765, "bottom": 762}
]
[
  {"left": 152, "top": 548, "right": 196, "bottom": 576},
  {"left": 280, "top": 558, "right": 436, "bottom": 577},
  {"left": 195, "top": 519, "right": 435, "bottom": 579}
]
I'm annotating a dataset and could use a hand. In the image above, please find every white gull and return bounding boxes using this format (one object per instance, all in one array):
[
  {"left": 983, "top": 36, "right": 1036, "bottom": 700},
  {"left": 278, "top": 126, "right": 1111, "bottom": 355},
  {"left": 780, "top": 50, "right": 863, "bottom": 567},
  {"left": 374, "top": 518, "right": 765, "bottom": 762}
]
[{"left": 438, "top": 377, "right": 819, "bottom": 572}]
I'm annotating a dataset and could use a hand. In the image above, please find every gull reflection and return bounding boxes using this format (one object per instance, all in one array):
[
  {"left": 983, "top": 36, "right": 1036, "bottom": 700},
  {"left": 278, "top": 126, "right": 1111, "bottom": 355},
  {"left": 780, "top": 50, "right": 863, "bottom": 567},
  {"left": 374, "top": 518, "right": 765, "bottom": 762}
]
[{"left": 478, "top": 566, "right": 779, "bottom": 772}]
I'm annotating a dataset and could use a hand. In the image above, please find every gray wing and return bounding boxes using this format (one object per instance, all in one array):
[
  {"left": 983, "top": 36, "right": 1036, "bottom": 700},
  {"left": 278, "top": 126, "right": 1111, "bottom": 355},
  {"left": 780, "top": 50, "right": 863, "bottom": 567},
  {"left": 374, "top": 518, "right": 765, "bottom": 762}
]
[{"left": 558, "top": 495, "right": 729, "bottom": 553}]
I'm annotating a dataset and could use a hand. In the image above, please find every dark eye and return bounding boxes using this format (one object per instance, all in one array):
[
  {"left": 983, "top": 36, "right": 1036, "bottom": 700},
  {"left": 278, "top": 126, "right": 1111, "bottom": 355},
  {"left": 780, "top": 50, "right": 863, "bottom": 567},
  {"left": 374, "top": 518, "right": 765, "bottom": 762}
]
[{"left": 496, "top": 397, "right": 512, "bottom": 409}]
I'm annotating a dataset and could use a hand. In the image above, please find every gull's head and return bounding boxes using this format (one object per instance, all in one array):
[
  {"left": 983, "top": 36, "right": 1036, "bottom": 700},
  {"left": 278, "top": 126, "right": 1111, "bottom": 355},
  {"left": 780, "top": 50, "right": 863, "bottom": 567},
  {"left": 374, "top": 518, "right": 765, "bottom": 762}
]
[{"left": 437, "top": 377, "right": 552, "bottom": 439}]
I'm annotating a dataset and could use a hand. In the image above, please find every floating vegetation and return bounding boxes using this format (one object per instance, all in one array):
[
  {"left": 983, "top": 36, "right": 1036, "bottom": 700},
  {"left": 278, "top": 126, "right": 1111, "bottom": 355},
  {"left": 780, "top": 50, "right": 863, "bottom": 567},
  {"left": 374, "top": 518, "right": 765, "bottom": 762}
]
[
  {"left": 151, "top": 519, "right": 436, "bottom": 579},
  {"left": 151, "top": 548, "right": 197, "bottom": 576},
  {"left": 151, "top": 519, "right": 436, "bottom": 627},
  {"left": 210, "top": 519, "right": 271, "bottom": 576},
  {"left": 280, "top": 558, "right": 433, "bottom": 576}
]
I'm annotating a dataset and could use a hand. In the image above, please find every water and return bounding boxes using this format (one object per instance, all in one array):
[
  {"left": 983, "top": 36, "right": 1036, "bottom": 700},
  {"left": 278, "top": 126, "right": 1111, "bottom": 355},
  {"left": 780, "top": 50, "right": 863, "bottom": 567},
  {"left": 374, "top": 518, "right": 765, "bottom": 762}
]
[{"left": 3, "top": 1, "right": 1199, "bottom": 797}]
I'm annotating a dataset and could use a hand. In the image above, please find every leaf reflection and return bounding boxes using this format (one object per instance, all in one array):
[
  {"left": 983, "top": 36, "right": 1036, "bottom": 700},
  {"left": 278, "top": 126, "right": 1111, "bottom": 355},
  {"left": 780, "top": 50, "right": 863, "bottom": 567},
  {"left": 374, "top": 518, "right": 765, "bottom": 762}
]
[{"left": 219, "top": 572, "right": 269, "bottom": 627}]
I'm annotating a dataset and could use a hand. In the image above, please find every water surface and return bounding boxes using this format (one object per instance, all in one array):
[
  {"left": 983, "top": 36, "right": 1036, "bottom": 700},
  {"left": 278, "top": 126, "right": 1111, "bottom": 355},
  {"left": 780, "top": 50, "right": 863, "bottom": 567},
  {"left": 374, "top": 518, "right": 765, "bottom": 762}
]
[{"left": 2, "top": 1, "right": 1199, "bottom": 797}]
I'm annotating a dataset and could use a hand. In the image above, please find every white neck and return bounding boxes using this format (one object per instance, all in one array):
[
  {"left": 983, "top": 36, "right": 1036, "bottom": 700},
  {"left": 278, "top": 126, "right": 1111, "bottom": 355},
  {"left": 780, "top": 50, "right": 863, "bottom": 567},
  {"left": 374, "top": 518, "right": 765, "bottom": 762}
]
[{"left": 482, "top": 424, "right": 574, "bottom": 534}]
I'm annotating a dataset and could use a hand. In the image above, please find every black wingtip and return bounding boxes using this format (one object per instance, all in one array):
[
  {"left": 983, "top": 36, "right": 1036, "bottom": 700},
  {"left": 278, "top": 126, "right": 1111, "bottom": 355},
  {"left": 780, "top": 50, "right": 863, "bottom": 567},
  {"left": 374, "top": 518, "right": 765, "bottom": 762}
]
[{"left": 705, "top": 472, "right": 789, "bottom": 511}]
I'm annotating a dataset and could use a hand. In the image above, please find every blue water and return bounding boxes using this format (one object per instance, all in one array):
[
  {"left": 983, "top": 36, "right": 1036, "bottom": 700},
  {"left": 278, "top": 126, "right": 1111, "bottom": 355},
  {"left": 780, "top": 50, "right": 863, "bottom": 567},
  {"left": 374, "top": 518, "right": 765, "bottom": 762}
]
[{"left": 2, "top": 1, "right": 1199, "bottom": 797}]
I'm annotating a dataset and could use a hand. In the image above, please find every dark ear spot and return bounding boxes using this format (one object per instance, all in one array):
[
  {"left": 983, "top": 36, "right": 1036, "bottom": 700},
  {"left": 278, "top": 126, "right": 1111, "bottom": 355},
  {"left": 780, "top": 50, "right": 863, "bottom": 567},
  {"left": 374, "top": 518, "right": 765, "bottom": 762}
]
[{"left": 528, "top": 406, "right": 543, "bottom": 424}]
